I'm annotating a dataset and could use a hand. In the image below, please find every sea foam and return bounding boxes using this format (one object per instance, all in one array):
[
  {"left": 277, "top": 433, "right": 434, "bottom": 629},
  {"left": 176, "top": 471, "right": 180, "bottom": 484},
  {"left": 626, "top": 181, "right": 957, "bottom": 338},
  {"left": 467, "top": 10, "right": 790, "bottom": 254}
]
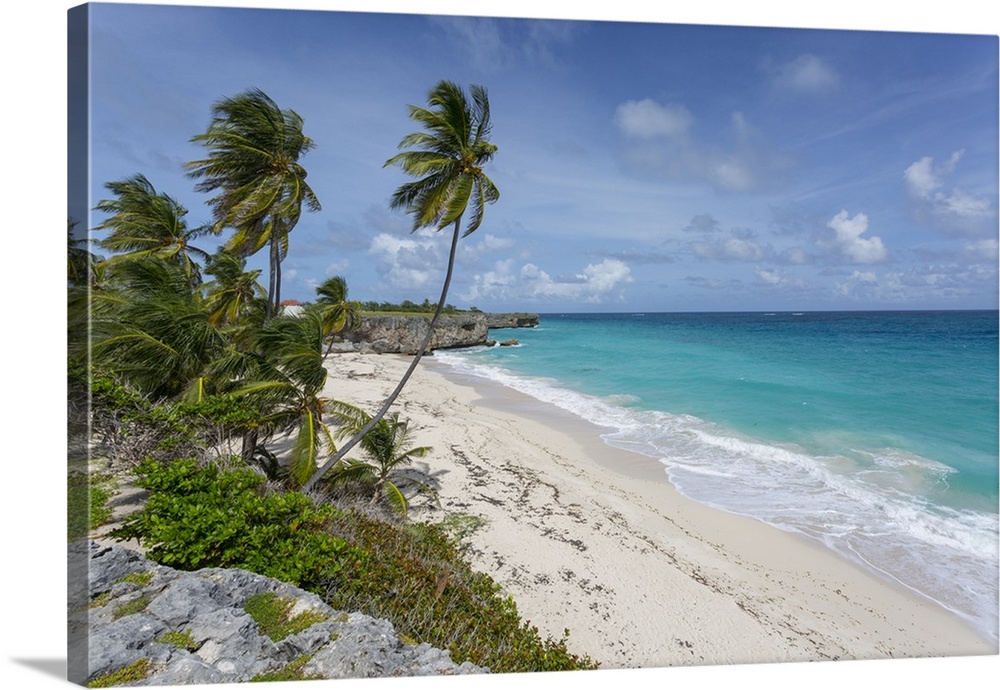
[{"left": 433, "top": 346, "right": 1000, "bottom": 644}]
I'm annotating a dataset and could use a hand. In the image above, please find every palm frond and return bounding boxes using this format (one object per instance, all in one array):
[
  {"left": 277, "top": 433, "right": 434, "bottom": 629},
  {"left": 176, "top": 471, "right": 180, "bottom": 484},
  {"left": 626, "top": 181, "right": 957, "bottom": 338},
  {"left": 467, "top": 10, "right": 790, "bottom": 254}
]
[
  {"left": 384, "top": 81, "right": 499, "bottom": 237},
  {"left": 289, "top": 409, "right": 321, "bottom": 487},
  {"left": 382, "top": 481, "right": 410, "bottom": 519}
]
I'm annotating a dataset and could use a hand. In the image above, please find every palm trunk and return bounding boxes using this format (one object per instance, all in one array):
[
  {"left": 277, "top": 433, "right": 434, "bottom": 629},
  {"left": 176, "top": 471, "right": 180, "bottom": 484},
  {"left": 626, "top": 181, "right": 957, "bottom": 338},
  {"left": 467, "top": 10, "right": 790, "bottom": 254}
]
[
  {"left": 265, "top": 236, "right": 277, "bottom": 322},
  {"left": 302, "top": 219, "right": 462, "bottom": 493},
  {"left": 265, "top": 218, "right": 285, "bottom": 321},
  {"left": 274, "top": 249, "right": 282, "bottom": 312},
  {"left": 241, "top": 428, "right": 259, "bottom": 465}
]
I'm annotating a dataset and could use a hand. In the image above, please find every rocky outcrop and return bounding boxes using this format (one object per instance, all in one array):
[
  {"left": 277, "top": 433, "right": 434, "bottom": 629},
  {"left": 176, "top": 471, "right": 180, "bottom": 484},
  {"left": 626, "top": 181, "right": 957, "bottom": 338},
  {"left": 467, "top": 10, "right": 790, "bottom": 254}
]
[
  {"left": 329, "top": 312, "right": 538, "bottom": 355},
  {"left": 79, "top": 541, "right": 486, "bottom": 686},
  {"left": 486, "top": 313, "right": 540, "bottom": 329}
]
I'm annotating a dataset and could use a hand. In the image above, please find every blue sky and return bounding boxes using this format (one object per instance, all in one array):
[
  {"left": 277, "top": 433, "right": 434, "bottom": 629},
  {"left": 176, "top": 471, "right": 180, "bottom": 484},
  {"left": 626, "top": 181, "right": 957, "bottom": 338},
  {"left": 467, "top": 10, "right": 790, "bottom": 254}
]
[{"left": 79, "top": 1, "right": 999, "bottom": 312}]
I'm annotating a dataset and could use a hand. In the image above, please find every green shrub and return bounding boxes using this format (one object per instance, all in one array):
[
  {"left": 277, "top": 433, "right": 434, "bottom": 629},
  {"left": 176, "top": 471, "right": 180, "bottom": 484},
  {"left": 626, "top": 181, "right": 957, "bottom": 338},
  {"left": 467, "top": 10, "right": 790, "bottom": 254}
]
[
  {"left": 89, "top": 375, "right": 271, "bottom": 467},
  {"left": 325, "top": 512, "right": 598, "bottom": 673},
  {"left": 114, "top": 459, "right": 597, "bottom": 675},
  {"left": 112, "top": 458, "right": 363, "bottom": 588}
]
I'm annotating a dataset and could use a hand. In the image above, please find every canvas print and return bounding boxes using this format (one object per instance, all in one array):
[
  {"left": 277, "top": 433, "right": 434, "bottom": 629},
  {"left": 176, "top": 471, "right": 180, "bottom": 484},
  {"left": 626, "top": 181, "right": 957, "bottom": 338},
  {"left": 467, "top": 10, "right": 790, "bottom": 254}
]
[{"left": 67, "top": 1, "right": 999, "bottom": 687}]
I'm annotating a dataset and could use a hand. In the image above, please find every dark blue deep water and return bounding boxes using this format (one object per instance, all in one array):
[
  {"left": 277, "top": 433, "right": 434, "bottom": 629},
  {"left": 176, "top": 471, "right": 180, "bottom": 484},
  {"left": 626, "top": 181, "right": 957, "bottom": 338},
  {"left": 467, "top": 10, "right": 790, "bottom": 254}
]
[{"left": 436, "top": 311, "right": 999, "bottom": 641}]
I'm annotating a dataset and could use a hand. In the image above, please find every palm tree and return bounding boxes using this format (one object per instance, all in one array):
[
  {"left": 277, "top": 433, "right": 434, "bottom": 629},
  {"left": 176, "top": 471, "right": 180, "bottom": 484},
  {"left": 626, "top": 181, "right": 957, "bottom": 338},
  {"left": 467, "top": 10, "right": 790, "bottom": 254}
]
[
  {"left": 87, "top": 257, "right": 226, "bottom": 402},
  {"left": 313, "top": 275, "right": 362, "bottom": 358},
  {"left": 93, "top": 174, "right": 212, "bottom": 289},
  {"left": 185, "top": 88, "right": 321, "bottom": 320},
  {"left": 327, "top": 402, "right": 436, "bottom": 518},
  {"left": 303, "top": 80, "right": 498, "bottom": 493},
  {"left": 68, "top": 219, "right": 100, "bottom": 288},
  {"left": 232, "top": 310, "right": 337, "bottom": 486},
  {"left": 202, "top": 249, "right": 268, "bottom": 327}
]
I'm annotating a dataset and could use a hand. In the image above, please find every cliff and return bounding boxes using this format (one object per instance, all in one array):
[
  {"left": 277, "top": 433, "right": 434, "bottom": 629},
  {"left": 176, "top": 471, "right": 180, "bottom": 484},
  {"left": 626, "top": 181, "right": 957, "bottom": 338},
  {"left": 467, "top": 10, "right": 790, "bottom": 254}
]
[
  {"left": 76, "top": 541, "right": 486, "bottom": 685},
  {"left": 330, "top": 312, "right": 538, "bottom": 355},
  {"left": 486, "top": 312, "right": 540, "bottom": 329}
]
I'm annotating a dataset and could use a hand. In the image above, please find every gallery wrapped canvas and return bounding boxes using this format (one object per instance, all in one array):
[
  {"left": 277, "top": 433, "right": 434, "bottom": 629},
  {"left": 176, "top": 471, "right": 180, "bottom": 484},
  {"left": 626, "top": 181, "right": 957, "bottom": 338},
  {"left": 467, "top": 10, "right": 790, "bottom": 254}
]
[{"left": 63, "top": 1, "right": 997, "bottom": 688}]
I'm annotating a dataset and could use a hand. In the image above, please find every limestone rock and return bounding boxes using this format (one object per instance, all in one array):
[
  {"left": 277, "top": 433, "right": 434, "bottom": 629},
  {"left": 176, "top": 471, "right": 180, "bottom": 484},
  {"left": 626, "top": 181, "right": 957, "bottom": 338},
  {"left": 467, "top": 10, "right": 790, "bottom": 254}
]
[
  {"left": 78, "top": 541, "right": 488, "bottom": 685},
  {"left": 331, "top": 312, "right": 539, "bottom": 354}
]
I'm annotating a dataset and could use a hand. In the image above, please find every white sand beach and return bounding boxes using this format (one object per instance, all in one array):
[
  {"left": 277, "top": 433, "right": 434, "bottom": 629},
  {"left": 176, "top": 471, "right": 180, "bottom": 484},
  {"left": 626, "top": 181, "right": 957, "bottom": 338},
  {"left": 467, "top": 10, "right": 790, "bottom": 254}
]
[{"left": 321, "top": 351, "right": 995, "bottom": 669}]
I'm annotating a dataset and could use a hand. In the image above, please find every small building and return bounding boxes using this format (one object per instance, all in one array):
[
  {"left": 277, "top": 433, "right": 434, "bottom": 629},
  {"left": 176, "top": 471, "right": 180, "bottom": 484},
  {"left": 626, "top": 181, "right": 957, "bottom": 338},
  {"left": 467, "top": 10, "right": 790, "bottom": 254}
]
[{"left": 280, "top": 299, "right": 304, "bottom": 318}]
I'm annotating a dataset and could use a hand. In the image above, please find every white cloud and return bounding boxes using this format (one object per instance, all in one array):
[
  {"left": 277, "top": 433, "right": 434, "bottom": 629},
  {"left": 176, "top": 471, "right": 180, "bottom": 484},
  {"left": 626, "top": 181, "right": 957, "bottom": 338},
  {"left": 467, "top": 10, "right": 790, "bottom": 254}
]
[
  {"left": 433, "top": 16, "right": 508, "bottom": 71},
  {"left": 903, "top": 156, "right": 940, "bottom": 198},
  {"left": 712, "top": 158, "right": 757, "bottom": 193},
  {"left": 835, "top": 269, "right": 879, "bottom": 298},
  {"left": 904, "top": 150, "right": 993, "bottom": 233},
  {"left": 468, "top": 233, "right": 514, "bottom": 254},
  {"left": 780, "top": 247, "right": 812, "bottom": 265},
  {"left": 580, "top": 258, "right": 633, "bottom": 292},
  {"left": 772, "top": 54, "right": 840, "bottom": 94},
  {"left": 464, "top": 258, "right": 633, "bottom": 304},
  {"left": 368, "top": 230, "right": 443, "bottom": 290},
  {"left": 939, "top": 188, "right": 992, "bottom": 219},
  {"left": 825, "top": 210, "right": 888, "bottom": 264},
  {"left": 693, "top": 236, "right": 767, "bottom": 262},
  {"left": 613, "top": 99, "right": 693, "bottom": 139},
  {"left": 833, "top": 263, "right": 998, "bottom": 304},
  {"left": 614, "top": 99, "right": 789, "bottom": 193},
  {"left": 754, "top": 267, "right": 782, "bottom": 286},
  {"left": 964, "top": 238, "right": 999, "bottom": 261}
]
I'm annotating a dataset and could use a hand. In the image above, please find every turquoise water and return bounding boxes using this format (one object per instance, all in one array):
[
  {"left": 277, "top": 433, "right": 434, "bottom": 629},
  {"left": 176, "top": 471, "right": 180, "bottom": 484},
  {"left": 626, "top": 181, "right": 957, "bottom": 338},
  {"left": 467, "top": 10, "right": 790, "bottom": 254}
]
[{"left": 434, "top": 311, "right": 999, "bottom": 643}]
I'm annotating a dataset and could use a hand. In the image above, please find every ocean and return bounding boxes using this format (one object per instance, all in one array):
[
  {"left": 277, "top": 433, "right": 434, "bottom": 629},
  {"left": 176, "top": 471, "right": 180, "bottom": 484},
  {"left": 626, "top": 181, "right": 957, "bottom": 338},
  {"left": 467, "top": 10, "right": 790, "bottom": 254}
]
[{"left": 433, "top": 311, "right": 999, "bottom": 644}]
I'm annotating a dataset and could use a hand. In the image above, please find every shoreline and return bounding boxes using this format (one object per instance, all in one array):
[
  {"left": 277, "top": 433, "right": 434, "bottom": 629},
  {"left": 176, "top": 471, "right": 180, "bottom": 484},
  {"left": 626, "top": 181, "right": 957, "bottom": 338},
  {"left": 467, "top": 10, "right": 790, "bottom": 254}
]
[
  {"left": 321, "top": 352, "right": 995, "bottom": 667},
  {"left": 456, "top": 363, "right": 992, "bottom": 638}
]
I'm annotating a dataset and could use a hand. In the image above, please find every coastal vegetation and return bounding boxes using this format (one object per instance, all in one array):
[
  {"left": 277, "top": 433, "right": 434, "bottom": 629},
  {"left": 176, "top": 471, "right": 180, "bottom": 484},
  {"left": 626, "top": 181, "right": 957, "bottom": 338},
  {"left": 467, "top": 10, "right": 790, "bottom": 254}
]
[
  {"left": 110, "top": 459, "right": 596, "bottom": 672},
  {"left": 359, "top": 298, "right": 478, "bottom": 314},
  {"left": 71, "top": 83, "right": 594, "bottom": 674}
]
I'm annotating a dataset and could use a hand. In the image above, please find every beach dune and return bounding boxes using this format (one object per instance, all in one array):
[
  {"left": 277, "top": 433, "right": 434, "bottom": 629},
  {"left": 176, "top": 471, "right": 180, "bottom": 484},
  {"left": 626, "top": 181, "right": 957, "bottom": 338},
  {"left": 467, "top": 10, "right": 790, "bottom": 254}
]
[{"left": 321, "top": 352, "right": 995, "bottom": 668}]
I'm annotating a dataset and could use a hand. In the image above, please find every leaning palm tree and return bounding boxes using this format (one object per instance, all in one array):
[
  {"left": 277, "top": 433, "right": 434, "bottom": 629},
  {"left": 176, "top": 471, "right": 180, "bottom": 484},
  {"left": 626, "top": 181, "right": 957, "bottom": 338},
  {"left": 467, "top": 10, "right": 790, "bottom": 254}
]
[
  {"left": 303, "top": 80, "right": 498, "bottom": 493},
  {"left": 314, "top": 275, "right": 362, "bottom": 358},
  {"left": 93, "top": 174, "right": 212, "bottom": 289},
  {"left": 185, "top": 88, "right": 321, "bottom": 320},
  {"left": 327, "top": 402, "right": 436, "bottom": 519}
]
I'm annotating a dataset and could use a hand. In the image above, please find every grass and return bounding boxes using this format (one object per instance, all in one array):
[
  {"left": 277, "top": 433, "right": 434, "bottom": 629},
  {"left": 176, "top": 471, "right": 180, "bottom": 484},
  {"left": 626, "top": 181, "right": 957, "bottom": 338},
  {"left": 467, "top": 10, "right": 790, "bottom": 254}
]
[
  {"left": 243, "top": 592, "right": 329, "bottom": 642},
  {"left": 88, "top": 658, "right": 153, "bottom": 687},
  {"left": 154, "top": 629, "right": 198, "bottom": 651},
  {"left": 89, "top": 591, "right": 112, "bottom": 609},
  {"left": 112, "top": 592, "right": 153, "bottom": 621},
  {"left": 250, "top": 654, "right": 322, "bottom": 682},
  {"left": 117, "top": 571, "right": 153, "bottom": 587}
]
